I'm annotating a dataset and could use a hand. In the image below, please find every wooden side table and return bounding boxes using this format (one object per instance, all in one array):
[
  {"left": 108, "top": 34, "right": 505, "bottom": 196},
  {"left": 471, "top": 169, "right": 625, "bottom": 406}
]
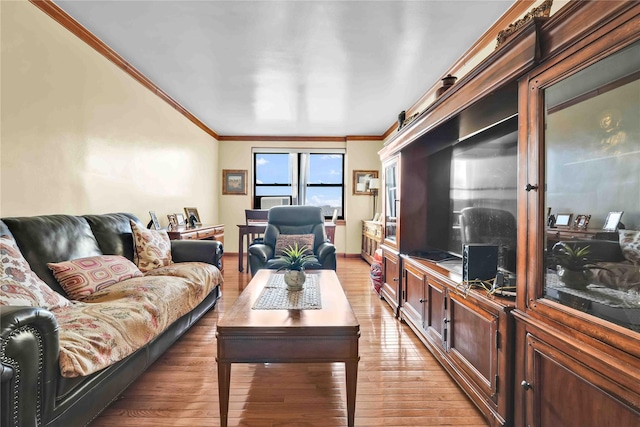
[{"left": 167, "top": 224, "right": 224, "bottom": 242}]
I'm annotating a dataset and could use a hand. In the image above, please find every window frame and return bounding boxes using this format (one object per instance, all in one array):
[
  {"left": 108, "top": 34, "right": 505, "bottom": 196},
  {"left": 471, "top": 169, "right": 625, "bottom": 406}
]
[{"left": 252, "top": 148, "right": 345, "bottom": 220}]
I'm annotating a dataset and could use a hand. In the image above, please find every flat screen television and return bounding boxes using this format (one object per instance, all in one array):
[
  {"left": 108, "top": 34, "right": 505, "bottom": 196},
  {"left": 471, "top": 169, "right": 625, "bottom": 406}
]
[{"left": 423, "top": 115, "right": 518, "bottom": 273}]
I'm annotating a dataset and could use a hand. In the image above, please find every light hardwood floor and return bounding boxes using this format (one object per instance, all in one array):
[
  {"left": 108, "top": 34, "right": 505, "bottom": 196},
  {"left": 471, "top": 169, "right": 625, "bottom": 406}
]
[{"left": 91, "top": 257, "right": 487, "bottom": 427}]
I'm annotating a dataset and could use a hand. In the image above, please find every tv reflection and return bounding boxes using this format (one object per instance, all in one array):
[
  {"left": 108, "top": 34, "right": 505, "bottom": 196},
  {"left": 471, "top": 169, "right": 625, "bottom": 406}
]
[{"left": 459, "top": 206, "right": 517, "bottom": 273}]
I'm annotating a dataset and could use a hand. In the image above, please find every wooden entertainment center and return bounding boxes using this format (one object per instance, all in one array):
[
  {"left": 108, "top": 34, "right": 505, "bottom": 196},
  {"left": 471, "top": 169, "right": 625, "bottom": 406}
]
[{"left": 378, "top": 2, "right": 640, "bottom": 426}]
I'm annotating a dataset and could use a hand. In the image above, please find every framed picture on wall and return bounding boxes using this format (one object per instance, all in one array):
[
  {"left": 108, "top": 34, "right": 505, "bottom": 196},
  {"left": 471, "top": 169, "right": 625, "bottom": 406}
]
[
  {"left": 353, "top": 170, "right": 379, "bottom": 195},
  {"left": 222, "top": 169, "right": 248, "bottom": 195}
]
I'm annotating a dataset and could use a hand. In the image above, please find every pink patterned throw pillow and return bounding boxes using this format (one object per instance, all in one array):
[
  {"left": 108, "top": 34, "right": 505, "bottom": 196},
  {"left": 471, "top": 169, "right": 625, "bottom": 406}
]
[
  {"left": 1, "top": 235, "right": 71, "bottom": 310},
  {"left": 129, "top": 220, "right": 172, "bottom": 272},
  {"left": 48, "top": 255, "right": 143, "bottom": 300},
  {"left": 274, "top": 234, "right": 315, "bottom": 256}
]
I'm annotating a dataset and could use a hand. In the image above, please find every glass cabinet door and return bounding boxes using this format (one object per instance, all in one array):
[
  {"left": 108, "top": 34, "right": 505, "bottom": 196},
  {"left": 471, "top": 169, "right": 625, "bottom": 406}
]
[
  {"left": 541, "top": 40, "right": 640, "bottom": 333},
  {"left": 383, "top": 156, "right": 399, "bottom": 247}
]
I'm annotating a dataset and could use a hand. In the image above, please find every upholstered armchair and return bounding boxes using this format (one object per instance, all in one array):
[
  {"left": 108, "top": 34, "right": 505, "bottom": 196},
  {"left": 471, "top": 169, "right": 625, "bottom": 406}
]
[{"left": 248, "top": 205, "right": 337, "bottom": 276}]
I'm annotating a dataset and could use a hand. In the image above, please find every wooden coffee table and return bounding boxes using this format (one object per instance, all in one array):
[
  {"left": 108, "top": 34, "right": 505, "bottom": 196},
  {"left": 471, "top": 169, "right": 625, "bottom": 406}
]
[{"left": 216, "top": 269, "right": 360, "bottom": 427}]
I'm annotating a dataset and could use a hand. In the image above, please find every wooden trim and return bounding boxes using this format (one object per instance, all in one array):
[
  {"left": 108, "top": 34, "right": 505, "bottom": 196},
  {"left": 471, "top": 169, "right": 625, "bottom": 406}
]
[
  {"left": 218, "top": 135, "right": 383, "bottom": 142},
  {"left": 345, "top": 135, "right": 384, "bottom": 141},
  {"left": 380, "top": 17, "right": 543, "bottom": 159},
  {"left": 343, "top": 253, "right": 363, "bottom": 259},
  {"left": 381, "top": 0, "right": 539, "bottom": 141},
  {"left": 29, "top": 0, "right": 220, "bottom": 141},
  {"left": 29, "top": 0, "right": 539, "bottom": 145},
  {"left": 219, "top": 135, "right": 346, "bottom": 142}
]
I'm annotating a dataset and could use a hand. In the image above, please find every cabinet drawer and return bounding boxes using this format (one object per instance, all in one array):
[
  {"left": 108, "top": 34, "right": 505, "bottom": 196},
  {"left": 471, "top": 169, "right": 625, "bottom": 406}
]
[{"left": 197, "top": 230, "right": 214, "bottom": 239}]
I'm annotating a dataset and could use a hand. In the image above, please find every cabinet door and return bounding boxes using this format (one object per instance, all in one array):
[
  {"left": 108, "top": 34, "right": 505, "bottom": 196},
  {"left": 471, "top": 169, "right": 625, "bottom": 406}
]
[
  {"left": 524, "top": 334, "right": 640, "bottom": 427},
  {"left": 381, "top": 248, "right": 400, "bottom": 315},
  {"left": 448, "top": 292, "right": 500, "bottom": 405},
  {"left": 525, "top": 25, "right": 640, "bottom": 346},
  {"left": 425, "top": 274, "right": 446, "bottom": 349},
  {"left": 402, "top": 262, "right": 425, "bottom": 329}
]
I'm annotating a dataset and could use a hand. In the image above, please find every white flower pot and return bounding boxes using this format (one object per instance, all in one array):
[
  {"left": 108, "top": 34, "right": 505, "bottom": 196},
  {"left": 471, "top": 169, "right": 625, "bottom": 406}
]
[{"left": 284, "top": 270, "right": 306, "bottom": 291}]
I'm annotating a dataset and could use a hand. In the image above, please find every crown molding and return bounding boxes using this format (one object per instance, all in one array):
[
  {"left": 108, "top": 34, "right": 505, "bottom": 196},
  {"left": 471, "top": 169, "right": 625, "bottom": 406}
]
[
  {"left": 29, "top": 0, "right": 535, "bottom": 145},
  {"left": 29, "top": 0, "right": 220, "bottom": 140}
]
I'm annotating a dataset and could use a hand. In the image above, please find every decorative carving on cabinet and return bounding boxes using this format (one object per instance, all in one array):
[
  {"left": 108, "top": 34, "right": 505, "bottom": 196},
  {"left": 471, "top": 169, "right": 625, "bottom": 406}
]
[{"left": 496, "top": 0, "right": 552, "bottom": 48}]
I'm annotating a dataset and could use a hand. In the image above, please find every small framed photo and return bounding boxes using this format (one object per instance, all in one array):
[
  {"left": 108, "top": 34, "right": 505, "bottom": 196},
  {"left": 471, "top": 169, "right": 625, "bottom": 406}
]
[
  {"left": 184, "top": 207, "right": 201, "bottom": 225},
  {"left": 148, "top": 211, "right": 161, "bottom": 230},
  {"left": 167, "top": 214, "right": 178, "bottom": 229},
  {"left": 603, "top": 211, "right": 624, "bottom": 232},
  {"left": 353, "top": 170, "right": 379, "bottom": 195},
  {"left": 555, "top": 213, "right": 573, "bottom": 228},
  {"left": 574, "top": 214, "right": 591, "bottom": 230},
  {"left": 222, "top": 169, "right": 248, "bottom": 195},
  {"left": 175, "top": 213, "right": 186, "bottom": 226}
]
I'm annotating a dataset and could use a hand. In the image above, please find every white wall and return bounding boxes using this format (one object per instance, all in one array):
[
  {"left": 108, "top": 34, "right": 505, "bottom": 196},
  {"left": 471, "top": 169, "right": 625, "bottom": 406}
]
[
  {"left": 1, "top": 1, "right": 382, "bottom": 254},
  {"left": 1, "top": 1, "right": 219, "bottom": 226},
  {"left": 218, "top": 139, "right": 382, "bottom": 254}
]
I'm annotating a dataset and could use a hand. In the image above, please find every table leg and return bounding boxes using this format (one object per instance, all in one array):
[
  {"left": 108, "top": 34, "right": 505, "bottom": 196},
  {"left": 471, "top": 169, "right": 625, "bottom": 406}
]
[
  {"left": 345, "top": 359, "right": 358, "bottom": 427},
  {"left": 217, "top": 361, "right": 231, "bottom": 427},
  {"left": 238, "top": 231, "right": 244, "bottom": 272}
]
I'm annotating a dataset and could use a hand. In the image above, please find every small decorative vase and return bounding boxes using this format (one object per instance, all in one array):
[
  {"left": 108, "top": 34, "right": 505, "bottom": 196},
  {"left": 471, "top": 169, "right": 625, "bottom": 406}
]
[
  {"left": 557, "top": 266, "right": 592, "bottom": 290},
  {"left": 436, "top": 74, "right": 457, "bottom": 97},
  {"left": 284, "top": 270, "right": 306, "bottom": 291}
]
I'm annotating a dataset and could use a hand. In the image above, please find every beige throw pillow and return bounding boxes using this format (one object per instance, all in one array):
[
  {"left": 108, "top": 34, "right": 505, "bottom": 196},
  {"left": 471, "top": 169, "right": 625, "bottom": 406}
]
[
  {"left": 130, "top": 220, "right": 172, "bottom": 272},
  {"left": 1, "top": 235, "right": 71, "bottom": 310}
]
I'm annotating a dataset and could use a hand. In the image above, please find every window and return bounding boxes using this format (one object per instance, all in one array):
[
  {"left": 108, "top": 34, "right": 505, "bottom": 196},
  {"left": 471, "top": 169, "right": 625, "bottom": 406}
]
[{"left": 253, "top": 150, "right": 345, "bottom": 219}]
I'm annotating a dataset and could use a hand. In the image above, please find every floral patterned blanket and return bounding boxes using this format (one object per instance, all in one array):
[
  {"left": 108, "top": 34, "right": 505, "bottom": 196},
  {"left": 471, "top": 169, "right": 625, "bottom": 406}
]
[{"left": 52, "top": 262, "right": 222, "bottom": 378}]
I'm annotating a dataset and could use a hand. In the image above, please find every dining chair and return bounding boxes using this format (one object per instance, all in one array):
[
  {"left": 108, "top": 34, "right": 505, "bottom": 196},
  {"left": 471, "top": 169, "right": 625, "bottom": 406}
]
[{"left": 245, "top": 209, "right": 269, "bottom": 245}]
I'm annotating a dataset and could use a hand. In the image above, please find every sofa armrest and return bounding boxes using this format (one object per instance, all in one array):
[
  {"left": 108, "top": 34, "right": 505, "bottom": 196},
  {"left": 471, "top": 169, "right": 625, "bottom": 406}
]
[
  {"left": 1, "top": 306, "right": 60, "bottom": 427},
  {"left": 248, "top": 244, "right": 274, "bottom": 263},
  {"left": 171, "top": 240, "right": 223, "bottom": 269},
  {"left": 316, "top": 242, "right": 337, "bottom": 270},
  {"left": 248, "top": 244, "right": 274, "bottom": 275}
]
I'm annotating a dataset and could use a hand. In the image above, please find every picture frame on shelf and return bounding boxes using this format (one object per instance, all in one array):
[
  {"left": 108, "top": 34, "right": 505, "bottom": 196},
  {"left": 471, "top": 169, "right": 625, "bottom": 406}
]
[
  {"left": 574, "top": 214, "right": 591, "bottom": 230},
  {"left": 184, "top": 207, "right": 201, "bottom": 226},
  {"left": 148, "top": 211, "right": 161, "bottom": 230},
  {"left": 554, "top": 213, "right": 573, "bottom": 228},
  {"left": 175, "top": 213, "right": 186, "bottom": 226},
  {"left": 353, "top": 170, "right": 379, "bottom": 195},
  {"left": 603, "top": 211, "right": 624, "bottom": 232},
  {"left": 167, "top": 214, "right": 178, "bottom": 229},
  {"left": 222, "top": 169, "right": 248, "bottom": 195}
]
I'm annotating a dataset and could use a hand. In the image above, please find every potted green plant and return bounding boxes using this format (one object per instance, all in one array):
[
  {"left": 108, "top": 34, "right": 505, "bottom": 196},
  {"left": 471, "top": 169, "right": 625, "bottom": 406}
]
[
  {"left": 274, "top": 243, "right": 316, "bottom": 291},
  {"left": 551, "top": 243, "right": 608, "bottom": 290}
]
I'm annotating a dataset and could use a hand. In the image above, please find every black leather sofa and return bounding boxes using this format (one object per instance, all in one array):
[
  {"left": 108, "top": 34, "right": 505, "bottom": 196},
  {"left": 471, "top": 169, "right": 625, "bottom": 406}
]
[{"left": 0, "top": 213, "right": 223, "bottom": 427}]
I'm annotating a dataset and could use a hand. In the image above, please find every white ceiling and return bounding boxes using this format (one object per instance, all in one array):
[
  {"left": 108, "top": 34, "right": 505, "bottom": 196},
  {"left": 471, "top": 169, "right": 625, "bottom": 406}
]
[{"left": 53, "top": 0, "right": 514, "bottom": 137}]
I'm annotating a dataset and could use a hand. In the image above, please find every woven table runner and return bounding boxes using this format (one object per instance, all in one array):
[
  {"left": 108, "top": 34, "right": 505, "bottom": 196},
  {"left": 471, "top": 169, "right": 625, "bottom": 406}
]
[{"left": 252, "top": 273, "right": 321, "bottom": 310}]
